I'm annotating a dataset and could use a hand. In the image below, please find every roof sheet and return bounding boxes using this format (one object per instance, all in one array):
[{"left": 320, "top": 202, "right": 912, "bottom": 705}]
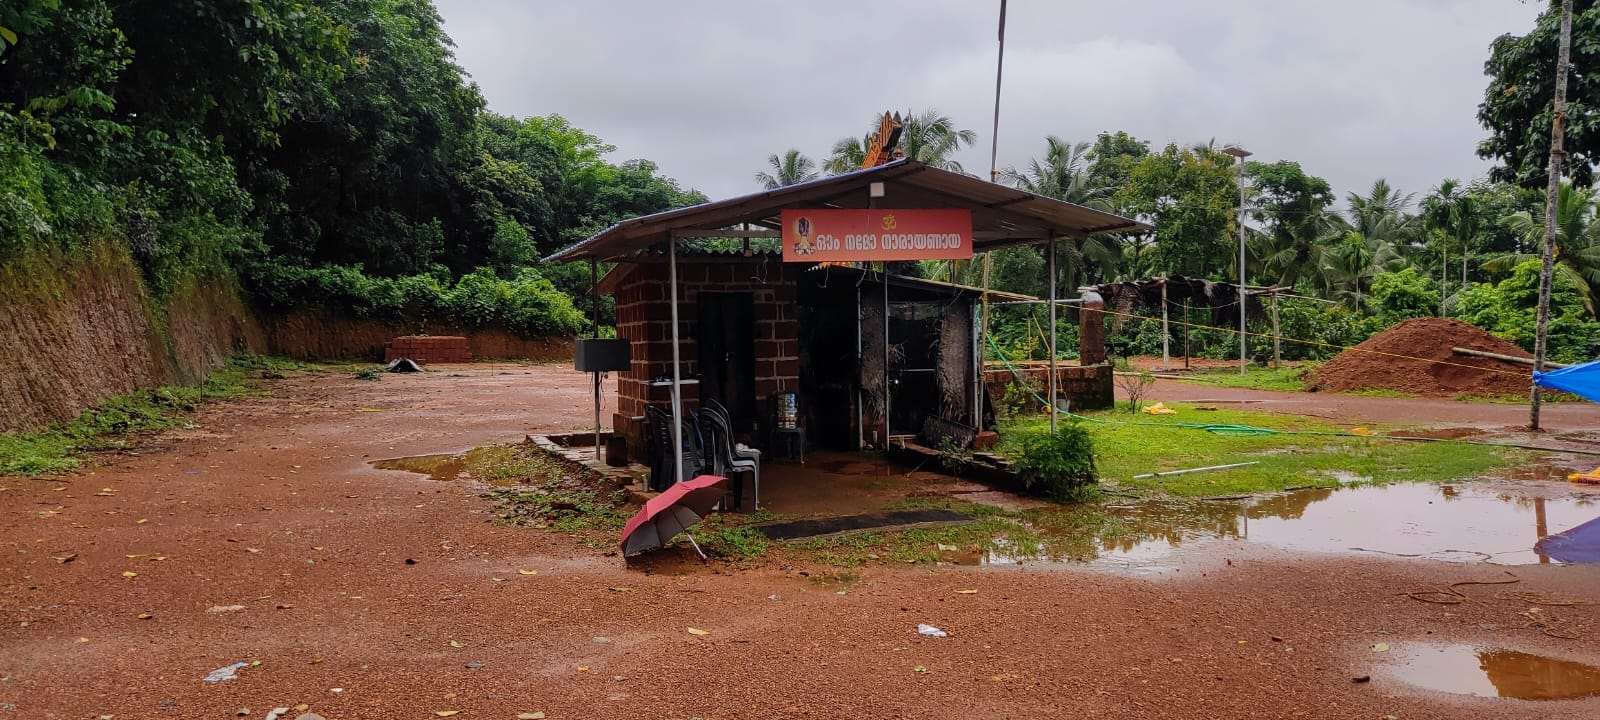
[{"left": 544, "top": 160, "right": 1149, "bottom": 264}]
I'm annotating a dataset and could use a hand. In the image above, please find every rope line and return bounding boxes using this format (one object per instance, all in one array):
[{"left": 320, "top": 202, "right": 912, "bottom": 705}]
[{"left": 998, "top": 302, "right": 1534, "bottom": 379}]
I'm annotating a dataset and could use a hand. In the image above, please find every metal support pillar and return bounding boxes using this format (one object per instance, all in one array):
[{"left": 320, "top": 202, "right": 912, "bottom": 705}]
[
  {"left": 590, "top": 259, "right": 602, "bottom": 463},
  {"left": 668, "top": 234, "right": 684, "bottom": 484},
  {"left": 883, "top": 262, "right": 891, "bottom": 448},
  {"left": 1047, "top": 234, "right": 1058, "bottom": 434}
]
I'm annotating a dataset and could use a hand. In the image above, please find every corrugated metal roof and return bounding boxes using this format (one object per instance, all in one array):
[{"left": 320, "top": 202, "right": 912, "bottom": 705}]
[{"left": 543, "top": 160, "right": 1149, "bottom": 264}]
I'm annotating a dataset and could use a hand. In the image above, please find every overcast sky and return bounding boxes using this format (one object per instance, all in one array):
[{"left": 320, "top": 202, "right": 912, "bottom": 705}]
[{"left": 434, "top": 0, "right": 1541, "bottom": 208}]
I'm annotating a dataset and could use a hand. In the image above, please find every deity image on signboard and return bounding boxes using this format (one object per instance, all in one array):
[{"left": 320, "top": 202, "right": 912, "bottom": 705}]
[{"left": 791, "top": 215, "right": 815, "bottom": 256}]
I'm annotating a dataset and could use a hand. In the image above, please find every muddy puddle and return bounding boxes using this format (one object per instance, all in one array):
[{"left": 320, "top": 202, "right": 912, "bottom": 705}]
[
  {"left": 371, "top": 447, "right": 501, "bottom": 483},
  {"left": 947, "top": 482, "right": 1600, "bottom": 570},
  {"left": 1385, "top": 643, "right": 1600, "bottom": 701}
]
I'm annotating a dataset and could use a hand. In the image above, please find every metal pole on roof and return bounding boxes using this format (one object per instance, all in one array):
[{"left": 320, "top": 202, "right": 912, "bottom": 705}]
[
  {"left": 669, "top": 234, "right": 684, "bottom": 484},
  {"left": 1047, "top": 234, "right": 1057, "bottom": 435},
  {"left": 591, "top": 258, "right": 602, "bottom": 463},
  {"left": 988, "top": 0, "right": 1007, "bottom": 184}
]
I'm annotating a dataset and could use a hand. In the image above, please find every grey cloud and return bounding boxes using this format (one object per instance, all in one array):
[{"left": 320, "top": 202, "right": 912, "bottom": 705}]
[{"left": 436, "top": 0, "right": 1539, "bottom": 206}]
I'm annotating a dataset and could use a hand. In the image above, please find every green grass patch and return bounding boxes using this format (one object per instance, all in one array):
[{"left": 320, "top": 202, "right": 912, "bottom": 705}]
[
  {"left": 1183, "top": 365, "right": 1310, "bottom": 393},
  {"left": 1001, "top": 404, "right": 1522, "bottom": 497},
  {"left": 1341, "top": 388, "right": 1417, "bottom": 398},
  {"left": 0, "top": 354, "right": 316, "bottom": 475},
  {"left": 477, "top": 443, "right": 633, "bottom": 542}
]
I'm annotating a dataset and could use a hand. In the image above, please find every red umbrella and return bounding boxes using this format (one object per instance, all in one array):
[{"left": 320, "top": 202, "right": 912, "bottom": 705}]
[{"left": 620, "top": 475, "right": 728, "bottom": 558}]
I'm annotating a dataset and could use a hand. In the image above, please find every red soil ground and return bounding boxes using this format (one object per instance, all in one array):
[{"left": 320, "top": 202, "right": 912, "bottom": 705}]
[
  {"left": 1309, "top": 318, "right": 1536, "bottom": 398},
  {"left": 2, "top": 364, "right": 1598, "bottom": 719}
]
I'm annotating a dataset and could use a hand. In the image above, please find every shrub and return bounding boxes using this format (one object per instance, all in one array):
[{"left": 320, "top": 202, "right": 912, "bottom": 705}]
[
  {"left": 1012, "top": 423, "right": 1098, "bottom": 502},
  {"left": 242, "top": 262, "right": 586, "bottom": 338}
]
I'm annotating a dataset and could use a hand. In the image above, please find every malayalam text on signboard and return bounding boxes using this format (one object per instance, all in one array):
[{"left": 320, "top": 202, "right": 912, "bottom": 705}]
[{"left": 780, "top": 209, "right": 974, "bottom": 263}]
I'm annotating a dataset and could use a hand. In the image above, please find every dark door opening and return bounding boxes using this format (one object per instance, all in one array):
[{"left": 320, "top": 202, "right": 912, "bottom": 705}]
[{"left": 696, "top": 292, "right": 757, "bottom": 429}]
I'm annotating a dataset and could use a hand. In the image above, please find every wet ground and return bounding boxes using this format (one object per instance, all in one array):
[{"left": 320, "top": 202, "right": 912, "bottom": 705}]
[
  {"left": 1385, "top": 643, "right": 1600, "bottom": 701},
  {"left": 948, "top": 481, "right": 1600, "bottom": 572},
  {"left": 3, "top": 365, "right": 1600, "bottom": 719}
]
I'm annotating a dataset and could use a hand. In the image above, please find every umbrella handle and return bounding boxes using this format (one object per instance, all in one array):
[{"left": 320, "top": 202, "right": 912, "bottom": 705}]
[{"left": 685, "top": 533, "right": 708, "bottom": 561}]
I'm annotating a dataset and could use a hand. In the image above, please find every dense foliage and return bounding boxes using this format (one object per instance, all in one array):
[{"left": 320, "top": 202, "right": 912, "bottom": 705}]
[{"left": 0, "top": 0, "right": 701, "bottom": 336}]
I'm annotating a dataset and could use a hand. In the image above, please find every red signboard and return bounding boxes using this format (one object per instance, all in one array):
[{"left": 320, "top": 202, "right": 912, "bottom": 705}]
[{"left": 780, "top": 209, "right": 974, "bottom": 263}]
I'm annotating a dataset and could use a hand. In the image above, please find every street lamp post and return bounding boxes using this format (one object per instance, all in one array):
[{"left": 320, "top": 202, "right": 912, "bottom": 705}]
[{"left": 1223, "top": 145, "right": 1252, "bottom": 376}]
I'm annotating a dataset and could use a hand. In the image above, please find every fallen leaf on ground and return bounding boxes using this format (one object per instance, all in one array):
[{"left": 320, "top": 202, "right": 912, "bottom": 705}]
[
  {"left": 136, "top": 519, "right": 148, "bottom": 524},
  {"left": 126, "top": 554, "right": 146, "bottom": 558},
  {"left": 955, "top": 589, "right": 979, "bottom": 594},
  {"left": 122, "top": 571, "right": 137, "bottom": 578},
  {"left": 434, "top": 712, "right": 460, "bottom": 717},
  {"left": 607, "top": 587, "right": 631, "bottom": 593},
  {"left": 577, "top": 665, "right": 590, "bottom": 672},
  {"left": 76, "top": 637, "right": 89, "bottom": 643},
  {"left": 1371, "top": 643, "right": 1389, "bottom": 653},
  {"left": 518, "top": 713, "right": 546, "bottom": 720},
  {"left": 137, "top": 613, "right": 152, "bottom": 620},
  {"left": 53, "top": 553, "right": 77, "bottom": 563},
  {"left": 687, "top": 627, "right": 710, "bottom": 636},
  {"left": 517, "top": 569, "right": 537, "bottom": 575},
  {"left": 913, "top": 665, "right": 928, "bottom": 673},
  {"left": 449, "top": 640, "right": 464, "bottom": 648}
]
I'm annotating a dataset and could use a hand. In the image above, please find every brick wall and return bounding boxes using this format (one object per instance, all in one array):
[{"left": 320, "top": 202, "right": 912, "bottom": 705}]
[
  {"left": 611, "top": 262, "right": 802, "bottom": 421},
  {"left": 385, "top": 335, "right": 471, "bottom": 364},
  {"left": 984, "top": 363, "right": 1113, "bottom": 411}
]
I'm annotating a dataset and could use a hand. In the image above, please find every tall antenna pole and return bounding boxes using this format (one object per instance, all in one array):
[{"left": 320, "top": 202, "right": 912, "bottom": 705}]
[
  {"left": 980, "top": 0, "right": 1007, "bottom": 394},
  {"left": 1532, "top": 0, "right": 1573, "bottom": 431},
  {"left": 988, "top": 0, "right": 1007, "bottom": 183}
]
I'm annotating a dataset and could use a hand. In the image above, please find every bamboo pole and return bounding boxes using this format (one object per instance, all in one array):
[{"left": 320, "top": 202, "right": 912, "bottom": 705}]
[{"left": 1453, "top": 347, "right": 1570, "bottom": 368}]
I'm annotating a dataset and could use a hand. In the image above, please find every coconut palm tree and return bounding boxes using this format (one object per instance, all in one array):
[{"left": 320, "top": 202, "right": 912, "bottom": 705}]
[
  {"left": 754, "top": 149, "right": 819, "bottom": 189},
  {"left": 1490, "top": 182, "right": 1600, "bottom": 317},
  {"left": 1002, "top": 136, "right": 1111, "bottom": 208},
  {"left": 1001, "top": 136, "right": 1122, "bottom": 291},
  {"left": 823, "top": 134, "right": 869, "bottom": 175},
  {"left": 897, "top": 108, "right": 978, "bottom": 173},
  {"left": 1303, "top": 179, "right": 1414, "bottom": 308}
]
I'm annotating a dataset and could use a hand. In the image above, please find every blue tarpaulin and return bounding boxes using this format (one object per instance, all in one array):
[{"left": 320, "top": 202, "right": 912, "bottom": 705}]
[
  {"left": 1536, "top": 515, "right": 1600, "bottom": 564},
  {"left": 1533, "top": 359, "right": 1600, "bottom": 402}
]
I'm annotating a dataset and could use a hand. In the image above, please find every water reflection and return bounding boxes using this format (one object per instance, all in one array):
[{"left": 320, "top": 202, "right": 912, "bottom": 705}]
[
  {"left": 1390, "top": 643, "right": 1600, "bottom": 701},
  {"left": 962, "top": 483, "right": 1599, "bottom": 568}
]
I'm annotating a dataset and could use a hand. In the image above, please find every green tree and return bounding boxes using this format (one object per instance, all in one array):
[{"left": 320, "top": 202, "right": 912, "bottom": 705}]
[
  {"left": 1458, "top": 258, "right": 1600, "bottom": 360},
  {"left": 1491, "top": 181, "right": 1600, "bottom": 316},
  {"left": 754, "top": 149, "right": 818, "bottom": 189},
  {"left": 1310, "top": 179, "right": 1413, "bottom": 308},
  {"left": 897, "top": 108, "right": 977, "bottom": 172},
  {"left": 1370, "top": 267, "right": 1440, "bottom": 323},
  {"left": 1002, "top": 136, "right": 1121, "bottom": 292},
  {"left": 1003, "top": 136, "right": 1109, "bottom": 207},
  {"left": 824, "top": 109, "right": 977, "bottom": 174},
  {"left": 1086, "top": 131, "right": 1150, "bottom": 197},
  {"left": 824, "top": 134, "right": 868, "bottom": 174},
  {"left": 1114, "top": 143, "right": 1239, "bottom": 278},
  {"left": 1478, "top": 0, "right": 1600, "bottom": 188},
  {"left": 1246, "top": 160, "right": 1336, "bottom": 288}
]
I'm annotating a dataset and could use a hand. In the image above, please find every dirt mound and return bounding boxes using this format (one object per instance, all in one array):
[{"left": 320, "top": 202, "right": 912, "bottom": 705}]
[{"left": 1308, "top": 318, "right": 1533, "bottom": 398}]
